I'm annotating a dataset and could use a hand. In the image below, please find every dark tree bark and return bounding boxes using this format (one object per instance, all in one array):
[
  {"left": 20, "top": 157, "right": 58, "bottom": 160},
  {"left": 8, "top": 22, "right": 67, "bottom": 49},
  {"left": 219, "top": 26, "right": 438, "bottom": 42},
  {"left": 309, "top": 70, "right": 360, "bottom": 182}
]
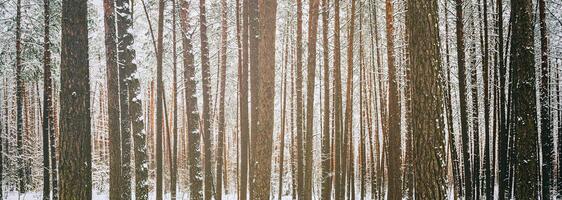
[
  {"left": 115, "top": 0, "right": 134, "bottom": 197},
  {"left": 59, "top": 0, "right": 91, "bottom": 198},
  {"left": 42, "top": 0, "right": 53, "bottom": 198},
  {"left": 180, "top": 0, "right": 203, "bottom": 199},
  {"left": 510, "top": 0, "right": 538, "bottom": 198},
  {"left": 538, "top": 0, "right": 552, "bottom": 198},
  {"left": 496, "top": 0, "right": 508, "bottom": 197},
  {"left": 455, "top": 0, "right": 472, "bottom": 198},
  {"left": 406, "top": 0, "right": 446, "bottom": 198},
  {"left": 481, "top": 0, "right": 492, "bottom": 198},
  {"left": 199, "top": 0, "right": 213, "bottom": 198},
  {"left": 103, "top": 0, "right": 122, "bottom": 199},
  {"left": 304, "top": 0, "right": 319, "bottom": 199},
  {"left": 15, "top": 0, "right": 25, "bottom": 193},
  {"left": 249, "top": 1, "right": 277, "bottom": 198}
]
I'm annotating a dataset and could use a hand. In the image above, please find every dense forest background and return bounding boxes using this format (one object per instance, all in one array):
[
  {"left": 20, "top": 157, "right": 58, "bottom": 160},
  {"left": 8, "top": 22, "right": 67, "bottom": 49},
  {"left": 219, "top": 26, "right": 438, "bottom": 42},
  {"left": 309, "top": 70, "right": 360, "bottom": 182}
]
[{"left": 0, "top": 0, "right": 561, "bottom": 199}]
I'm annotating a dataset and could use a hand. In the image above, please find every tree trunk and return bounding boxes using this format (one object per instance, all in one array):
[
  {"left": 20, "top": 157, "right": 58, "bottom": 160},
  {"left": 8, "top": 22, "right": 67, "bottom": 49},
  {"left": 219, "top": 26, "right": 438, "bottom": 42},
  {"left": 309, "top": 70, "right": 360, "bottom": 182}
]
[
  {"left": 198, "top": 0, "right": 213, "bottom": 198},
  {"left": 115, "top": 0, "right": 135, "bottom": 197},
  {"left": 510, "top": 0, "right": 538, "bottom": 198},
  {"left": 103, "top": 0, "right": 122, "bottom": 199},
  {"left": 155, "top": 0, "right": 165, "bottom": 198},
  {"left": 332, "top": 0, "right": 343, "bottom": 198},
  {"left": 454, "top": 0, "right": 472, "bottom": 198},
  {"left": 15, "top": 0, "right": 25, "bottom": 193},
  {"left": 249, "top": 1, "right": 277, "bottom": 198},
  {"left": 538, "top": 0, "right": 552, "bottom": 198},
  {"left": 179, "top": 1, "right": 203, "bottom": 199},
  {"left": 385, "top": 0, "right": 401, "bottom": 197},
  {"left": 171, "top": 1, "right": 178, "bottom": 199},
  {"left": 295, "top": 0, "right": 304, "bottom": 198},
  {"left": 42, "top": 0, "right": 53, "bottom": 198},
  {"left": 481, "top": 0, "right": 492, "bottom": 197},
  {"left": 406, "top": 0, "right": 446, "bottom": 198},
  {"left": 343, "top": 1, "right": 356, "bottom": 199},
  {"left": 59, "top": 0, "right": 91, "bottom": 197},
  {"left": 320, "top": 0, "right": 331, "bottom": 198},
  {"left": 216, "top": 0, "right": 227, "bottom": 198},
  {"left": 496, "top": 0, "right": 508, "bottom": 197},
  {"left": 304, "top": 0, "right": 319, "bottom": 199},
  {"left": 239, "top": 0, "right": 250, "bottom": 198}
]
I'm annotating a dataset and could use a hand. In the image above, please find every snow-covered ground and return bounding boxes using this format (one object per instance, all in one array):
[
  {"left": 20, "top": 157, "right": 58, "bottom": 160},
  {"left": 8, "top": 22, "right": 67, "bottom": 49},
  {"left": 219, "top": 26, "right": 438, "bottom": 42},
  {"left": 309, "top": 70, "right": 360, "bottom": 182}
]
[{"left": 3, "top": 192, "right": 295, "bottom": 200}]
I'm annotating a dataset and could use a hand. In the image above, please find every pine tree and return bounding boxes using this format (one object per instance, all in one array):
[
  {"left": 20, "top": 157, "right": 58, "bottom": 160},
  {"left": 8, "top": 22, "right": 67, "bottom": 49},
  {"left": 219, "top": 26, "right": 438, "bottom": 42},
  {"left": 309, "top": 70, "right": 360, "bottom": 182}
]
[
  {"left": 304, "top": 0, "right": 320, "bottom": 198},
  {"left": 406, "top": 0, "right": 446, "bottom": 198},
  {"left": 59, "top": 0, "right": 91, "bottom": 198},
  {"left": 15, "top": 0, "right": 25, "bottom": 193},
  {"left": 199, "top": 0, "right": 213, "bottom": 198},
  {"left": 385, "top": 0, "right": 401, "bottom": 197},
  {"left": 455, "top": 0, "right": 472, "bottom": 198},
  {"left": 333, "top": 0, "right": 344, "bottom": 198},
  {"left": 538, "top": 0, "right": 552, "bottom": 198},
  {"left": 115, "top": 0, "right": 134, "bottom": 197},
  {"left": 510, "top": 0, "right": 538, "bottom": 198},
  {"left": 155, "top": 0, "right": 165, "bottom": 198},
  {"left": 179, "top": 0, "right": 203, "bottom": 198},
  {"left": 320, "top": 0, "right": 332, "bottom": 198},
  {"left": 216, "top": 0, "right": 228, "bottom": 198},
  {"left": 295, "top": 0, "right": 304, "bottom": 197},
  {"left": 103, "top": 0, "right": 122, "bottom": 199},
  {"left": 42, "top": 0, "right": 53, "bottom": 198},
  {"left": 249, "top": 0, "right": 277, "bottom": 198},
  {"left": 239, "top": 0, "right": 250, "bottom": 198}
]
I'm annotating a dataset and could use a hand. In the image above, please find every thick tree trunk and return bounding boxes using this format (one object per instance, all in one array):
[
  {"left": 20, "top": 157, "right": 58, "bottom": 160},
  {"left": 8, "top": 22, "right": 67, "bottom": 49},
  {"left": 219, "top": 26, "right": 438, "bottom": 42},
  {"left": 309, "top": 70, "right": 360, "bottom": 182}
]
[
  {"left": 406, "top": 0, "right": 446, "bottom": 198},
  {"left": 180, "top": 0, "right": 203, "bottom": 199},
  {"left": 199, "top": 0, "right": 213, "bottom": 198},
  {"left": 249, "top": 1, "right": 277, "bottom": 198},
  {"left": 115, "top": 0, "right": 135, "bottom": 197},
  {"left": 103, "top": 0, "right": 122, "bottom": 199},
  {"left": 385, "top": 0, "right": 401, "bottom": 197},
  {"left": 304, "top": 0, "right": 319, "bottom": 199},
  {"left": 510, "top": 0, "right": 538, "bottom": 198},
  {"left": 59, "top": 0, "right": 91, "bottom": 198}
]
